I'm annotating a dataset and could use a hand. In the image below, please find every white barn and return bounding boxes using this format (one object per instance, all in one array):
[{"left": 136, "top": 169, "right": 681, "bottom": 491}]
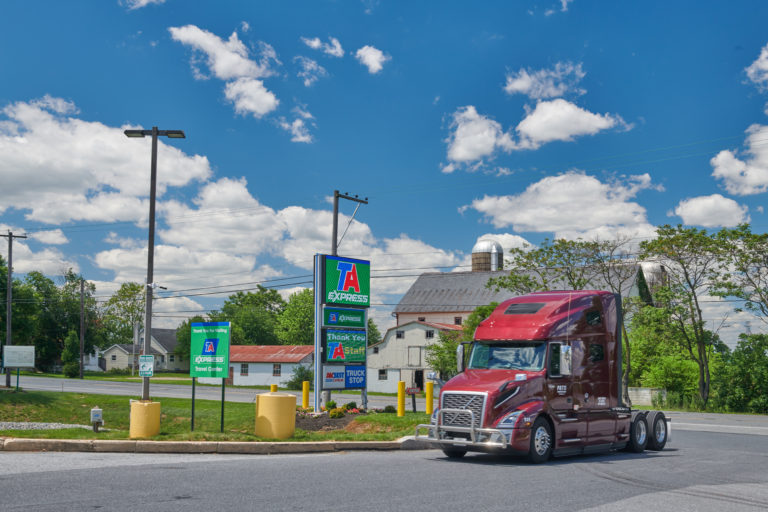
[{"left": 199, "top": 345, "right": 314, "bottom": 387}]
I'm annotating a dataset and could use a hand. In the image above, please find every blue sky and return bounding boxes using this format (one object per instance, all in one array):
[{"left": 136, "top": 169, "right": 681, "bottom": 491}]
[{"left": 1, "top": 1, "right": 768, "bottom": 344}]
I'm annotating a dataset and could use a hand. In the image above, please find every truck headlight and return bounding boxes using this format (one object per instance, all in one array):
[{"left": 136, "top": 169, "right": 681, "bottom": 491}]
[{"left": 499, "top": 411, "right": 522, "bottom": 427}]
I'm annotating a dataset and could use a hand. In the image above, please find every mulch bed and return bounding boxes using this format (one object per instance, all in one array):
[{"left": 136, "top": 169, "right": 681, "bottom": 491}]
[{"left": 295, "top": 413, "right": 359, "bottom": 431}]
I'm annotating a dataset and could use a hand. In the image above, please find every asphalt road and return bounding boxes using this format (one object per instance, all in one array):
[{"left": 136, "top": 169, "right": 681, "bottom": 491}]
[
  {"left": 1, "top": 428, "right": 767, "bottom": 511},
  {"left": 14, "top": 375, "right": 421, "bottom": 410}
]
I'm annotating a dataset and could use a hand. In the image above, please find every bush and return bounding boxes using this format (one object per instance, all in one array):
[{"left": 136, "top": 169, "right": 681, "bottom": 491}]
[
  {"left": 63, "top": 361, "right": 80, "bottom": 378},
  {"left": 325, "top": 400, "right": 337, "bottom": 410},
  {"left": 383, "top": 405, "right": 397, "bottom": 414},
  {"left": 329, "top": 407, "right": 345, "bottom": 419},
  {"left": 283, "top": 365, "right": 314, "bottom": 390},
  {"left": 343, "top": 401, "right": 357, "bottom": 411}
]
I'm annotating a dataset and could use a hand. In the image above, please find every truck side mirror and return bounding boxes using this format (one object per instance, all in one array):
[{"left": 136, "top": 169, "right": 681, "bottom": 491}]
[
  {"left": 456, "top": 344, "right": 464, "bottom": 374},
  {"left": 549, "top": 343, "right": 572, "bottom": 377}
]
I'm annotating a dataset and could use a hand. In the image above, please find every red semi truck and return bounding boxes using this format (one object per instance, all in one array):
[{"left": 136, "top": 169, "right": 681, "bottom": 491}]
[{"left": 416, "top": 290, "right": 670, "bottom": 463}]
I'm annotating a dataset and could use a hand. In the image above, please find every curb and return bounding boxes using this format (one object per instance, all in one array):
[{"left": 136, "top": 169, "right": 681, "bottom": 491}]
[{"left": 0, "top": 436, "right": 434, "bottom": 454}]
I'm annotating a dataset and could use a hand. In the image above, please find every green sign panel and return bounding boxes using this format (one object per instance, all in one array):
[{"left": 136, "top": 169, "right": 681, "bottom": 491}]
[
  {"left": 324, "top": 329, "right": 366, "bottom": 363},
  {"left": 190, "top": 322, "right": 230, "bottom": 378},
  {"left": 324, "top": 256, "right": 370, "bottom": 307},
  {"left": 323, "top": 307, "right": 367, "bottom": 329}
]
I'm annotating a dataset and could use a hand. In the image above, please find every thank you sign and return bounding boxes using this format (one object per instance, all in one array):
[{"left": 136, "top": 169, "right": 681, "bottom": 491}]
[{"left": 190, "top": 322, "right": 230, "bottom": 378}]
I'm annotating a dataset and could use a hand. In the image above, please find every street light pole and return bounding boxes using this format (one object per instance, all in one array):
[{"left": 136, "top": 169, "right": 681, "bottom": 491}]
[{"left": 125, "top": 126, "right": 185, "bottom": 401}]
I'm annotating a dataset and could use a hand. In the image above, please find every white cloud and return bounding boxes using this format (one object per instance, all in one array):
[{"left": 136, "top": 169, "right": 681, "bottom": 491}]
[
  {"left": 169, "top": 25, "right": 281, "bottom": 120},
  {"left": 516, "top": 99, "right": 628, "bottom": 150},
  {"left": 295, "top": 56, "right": 327, "bottom": 87},
  {"left": 224, "top": 78, "right": 279, "bottom": 118},
  {"left": 0, "top": 226, "right": 77, "bottom": 274},
  {"left": 240, "top": 21, "right": 250, "bottom": 33},
  {"left": 0, "top": 97, "right": 211, "bottom": 223},
  {"left": 278, "top": 118, "right": 313, "bottom": 143},
  {"left": 29, "top": 229, "right": 68, "bottom": 245},
  {"left": 671, "top": 194, "right": 749, "bottom": 227},
  {"left": 443, "top": 106, "right": 515, "bottom": 172},
  {"left": 122, "top": 0, "right": 165, "bottom": 10},
  {"left": 301, "top": 36, "right": 344, "bottom": 57},
  {"left": 355, "top": 45, "right": 390, "bottom": 74},
  {"left": 468, "top": 171, "right": 659, "bottom": 239},
  {"left": 746, "top": 42, "right": 768, "bottom": 92},
  {"left": 711, "top": 124, "right": 768, "bottom": 196},
  {"left": 504, "top": 62, "right": 585, "bottom": 99}
]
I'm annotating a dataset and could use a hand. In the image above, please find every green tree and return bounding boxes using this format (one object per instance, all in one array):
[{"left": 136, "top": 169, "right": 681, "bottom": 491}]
[
  {"left": 713, "top": 334, "right": 768, "bottom": 413},
  {"left": 424, "top": 330, "right": 462, "bottom": 380},
  {"left": 210, "top": 286, "right": 286, "bottom": 345},
  {"left": 275, "top": 288, "right": 314, "bottom": 345},
  {"left": 462, "top": 302, "right": 498, "bottom": 341},
  {"left": 367, "top": 318, "right": 382, "bottom": 346},
  {"left": 714, "top": 224, "right": 768, "bottom": 321},
  {"left": 103, "top": 282, "right": 145, "bottom": 345},
  {"left": 175, "top": 315, "right": 207, "bottom": 360},
  {"left": 61, "top": 330, "right": 80, "bottom": 378},
  {"left": 640, "top": 225, "right": 727, "bottom": 406}
]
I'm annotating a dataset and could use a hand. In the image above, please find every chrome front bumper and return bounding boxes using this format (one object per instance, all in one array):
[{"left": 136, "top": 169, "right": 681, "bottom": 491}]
[{"left": 415, "top": 408, "right": 510, "bottom": 449}]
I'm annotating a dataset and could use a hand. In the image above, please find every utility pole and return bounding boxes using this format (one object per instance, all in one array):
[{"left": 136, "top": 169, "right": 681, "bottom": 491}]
[
  {"left": 79, "top": 279, "right": 85, "bottom": 379},
  {"left": 2, "top": 231, "right": 27, "bottom": 388}
]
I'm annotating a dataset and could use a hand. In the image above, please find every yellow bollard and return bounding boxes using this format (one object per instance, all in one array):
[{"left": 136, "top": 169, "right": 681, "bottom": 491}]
[
  {"left": 397, "top": 381, "right": 405, "bottom": 417},
  {"left": 270, "top": 384, "right": 278, "bottom": 392},
  {"left": 129, "top": 400, "right": 161, "bottom": 439},
  {"left": 255, "top": 392, "right": 296, "bottom": 439},
  {"left": 426, "top": 381, "right": 434, "bottom": 415},
  {"left": 302, "top": 381, "right": 309, "bottom": 409}
]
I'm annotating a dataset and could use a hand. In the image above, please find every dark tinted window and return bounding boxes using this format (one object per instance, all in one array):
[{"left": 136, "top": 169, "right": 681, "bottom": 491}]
[
  {"left": 589, "top": 343, "right": 604, "bottom": 362},
  {"left": 505, "top": 302, "right": 545, "bottom": 315},
  {"left": 586, "top": 310, "right": 602, "bottom": 326}
]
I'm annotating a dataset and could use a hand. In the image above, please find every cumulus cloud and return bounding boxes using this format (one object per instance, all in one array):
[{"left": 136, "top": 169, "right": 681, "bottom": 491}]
[
  {"left": 516, "top": 99, "right": 628, "bottom": 150},
  {"left": 443, "top": 100, "right": 628, "bottom": 171},
  {"left": 467, "top": 171, "right": 659, "bottom": 240},
  {"left": 0, "top": 225, "right": 77, "bottom": 274},
  {"left": 504, "top": 62, "right": 585, "bottom": 99},
  {"left": 671, "top": 194, "right": 749, "bottom": 227},
  {"left": 355, "top": 45, "right": 390, "bottom": 74},
  {"left": 746, "top": 42, "right": 768, "bottom": 92},
  {"left": 169, "top": 25, "right": 280, "bottom": 119},
  {"left": 295, "top": 56, "right": 328, "bottom": 87},
  {"left": 442, "top": 106, "right": 515, "bottom": 173},
  {"left": 301, "top": 36, "right": 344, "bottom": 57},
  {"left": 29, "top": 229, "right": 68, "bottom": 245},
  {"left": 0, "top": 97, "right": 211, "bottom": 223},
  {"left": 711, "top": 124, "right": 768, "bottom": 195}
]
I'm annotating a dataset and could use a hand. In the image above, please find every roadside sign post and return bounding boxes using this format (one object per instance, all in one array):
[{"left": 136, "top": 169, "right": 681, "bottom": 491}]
[
  {"left": 189, "top": 322, "right": 230, "bottom": 432},
  {"left": 138, "top": 355, "right": 154, "bottom": 377},
  {"left": 313, "top": 254, "right": 370, "bottom": 412},
  {"left": 2, "top": 346, "right": 35, "bottom": 392}
]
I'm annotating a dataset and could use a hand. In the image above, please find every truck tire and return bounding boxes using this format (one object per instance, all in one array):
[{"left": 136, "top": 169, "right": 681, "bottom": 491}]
[
  {"left": 625, "top": 414, "right": 648, "bottom": 453},
  {"left": 527, "top": 417, "right": 553, "bottom": 464},
  {"left": 646, "top": 411, "right": 668, "bottom": 451},
  {"left": 442, "top": 447, "right": 467, "bottom": 459}
]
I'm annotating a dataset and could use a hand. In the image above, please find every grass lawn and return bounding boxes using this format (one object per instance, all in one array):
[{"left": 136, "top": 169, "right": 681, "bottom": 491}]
[{"left": 0, "top": 389, "right": 428, "bottom": 442}]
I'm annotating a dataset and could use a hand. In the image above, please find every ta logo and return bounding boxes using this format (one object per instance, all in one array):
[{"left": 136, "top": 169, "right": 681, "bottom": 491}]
[
  {"left": 202, "top": 338, "right": 219, "bottom": 355},
  {"left": 327, "top": 341, "right": 346, "bottom": 360},
  {"left": 329, "top": 313, "right": 338, "bottom": 323},
  {"left": 336, "top": 261, "right": 360, "bottom": 292}
]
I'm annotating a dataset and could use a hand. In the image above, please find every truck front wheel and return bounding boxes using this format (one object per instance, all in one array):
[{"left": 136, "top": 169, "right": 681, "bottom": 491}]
[{"left": 527, "top": 418, "right": 553, "bottom": 464}]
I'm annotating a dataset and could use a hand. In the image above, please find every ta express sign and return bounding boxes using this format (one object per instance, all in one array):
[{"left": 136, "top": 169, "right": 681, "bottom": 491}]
[{"left": 324, "top": 256, "right": 370, "bottom": 307}]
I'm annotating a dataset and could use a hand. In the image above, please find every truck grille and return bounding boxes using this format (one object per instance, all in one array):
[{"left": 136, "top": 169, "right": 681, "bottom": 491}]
[{"left": 441, "top": 393, "right": 486, "bottom": 428}]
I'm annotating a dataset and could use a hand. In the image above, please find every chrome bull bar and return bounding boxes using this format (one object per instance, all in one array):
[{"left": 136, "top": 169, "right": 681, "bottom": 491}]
[{"left": 415, "top": 408, "right": 509, "bottom": 449}]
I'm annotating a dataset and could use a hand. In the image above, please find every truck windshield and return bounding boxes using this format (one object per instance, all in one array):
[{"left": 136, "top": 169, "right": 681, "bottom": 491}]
[{"left": 468, "top": 341, "right": 547, "bottom": 371}]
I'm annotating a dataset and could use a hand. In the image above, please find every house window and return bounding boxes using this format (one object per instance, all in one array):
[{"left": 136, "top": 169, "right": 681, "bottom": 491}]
[
  {"left": 111, "top": 354, "right": 116, "bottom": 361},
  {"left": 240, "top": 363, "right": 249, "bottom": 376},
  {"left": 169, "top": 355, "right": 175, "bottom": 362},
  {"left": 273, "top": 364, "right": 281, "bottom": 376},
  {"left": 178, "top": 355, "right": 182, "bottom": 362},
  {"left": 373, "top": 347, "right": 379, "bottom": 354},
  {"left": 418, "top": 317, "right": 425, "bottom": 322},
  {"left": 396, "top": 330, "right": 404, "bottom": 339},
  {"left": 454, "top": 316, "right": 462, "bottom": 325},
  {"left": 378, "top": 369, "right": 387, "bottom": 380},
  {"left": 425, "top": 330, "right": 435, "bottom": 339}
]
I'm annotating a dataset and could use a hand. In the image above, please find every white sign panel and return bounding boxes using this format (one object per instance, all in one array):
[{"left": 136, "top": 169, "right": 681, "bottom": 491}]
[
  {"left": 2, "top": 345, "right": 35, "bottom": 368},
  {"left": 139, "top": 355, "right": 154, "bottom": 377},
  {"left": 322, "top": 365, "right": 346, "bottom": 389}
]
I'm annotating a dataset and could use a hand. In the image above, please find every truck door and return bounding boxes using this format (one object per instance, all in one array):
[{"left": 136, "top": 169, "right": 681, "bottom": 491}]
[
  {"left": 582, "top": 337, "right": 616, "bottom": 445},
  {"left": 547, "top": 340, "right": 587, "bottom": 446}
]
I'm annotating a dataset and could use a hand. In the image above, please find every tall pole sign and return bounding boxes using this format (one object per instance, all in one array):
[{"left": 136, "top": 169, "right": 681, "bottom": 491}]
[{"left": 314, "top": 255, "right": 370, "bottom": 412}]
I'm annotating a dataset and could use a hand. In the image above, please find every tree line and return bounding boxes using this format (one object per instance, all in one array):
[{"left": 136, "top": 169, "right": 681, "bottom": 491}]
[{"left": 427, "top": 224, "right": 768, "bottom": 414}]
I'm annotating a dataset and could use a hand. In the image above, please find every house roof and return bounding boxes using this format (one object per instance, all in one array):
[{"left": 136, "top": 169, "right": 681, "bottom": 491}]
[
  {"left": 148, "top": 328, "right": 178, "bottom": 353},
  {"left": 230, "top": 345, "right": 314, "bottom": 363},
  {"left": 394, "top": 266, "right": 645, "bottom": 314},
  {"left": 105, "top": 344, "right": 162, "bottom": 356}
]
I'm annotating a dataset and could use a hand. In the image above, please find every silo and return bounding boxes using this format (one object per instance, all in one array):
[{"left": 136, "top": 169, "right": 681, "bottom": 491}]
[{"left": 471, "top": 239, "right": 504, "bottom": 272}]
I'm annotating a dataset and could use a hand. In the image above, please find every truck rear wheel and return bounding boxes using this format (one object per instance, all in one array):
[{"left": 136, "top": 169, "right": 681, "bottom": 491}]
[
  {"left": 625, "top": 414, "right": 648, "bottom": 453},
  {"left": 646, "top": 411, "right": 667, "bottom": 451},
  {"left": 442, "top": 448, "right": 467, "bottom": 459},
  {"left": 527, "top": 418, "right": 553, "bottom": 464}
]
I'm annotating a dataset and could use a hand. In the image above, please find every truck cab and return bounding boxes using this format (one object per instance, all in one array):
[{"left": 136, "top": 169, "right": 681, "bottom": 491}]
[{"left": 416, "top": 290, "right": 669, "bottom": 462}]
